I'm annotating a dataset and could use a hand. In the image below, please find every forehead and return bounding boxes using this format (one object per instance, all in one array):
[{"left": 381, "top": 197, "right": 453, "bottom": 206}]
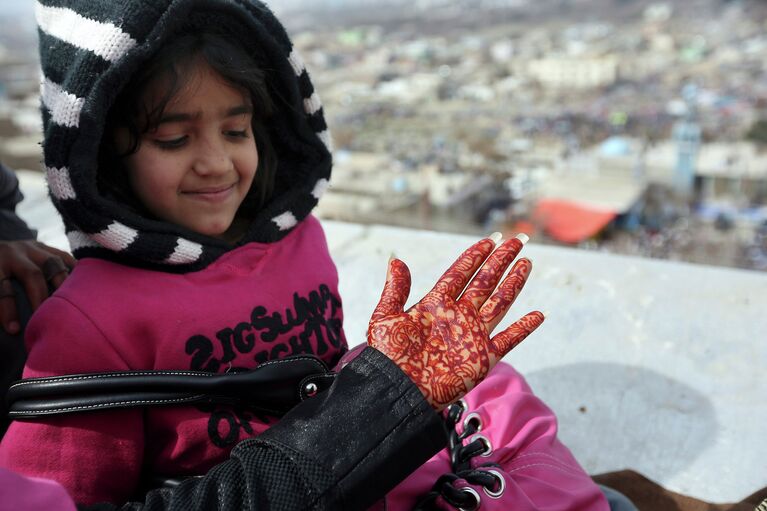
[{"left": 142, "top": 60, "right": 250, "bottom": 111}]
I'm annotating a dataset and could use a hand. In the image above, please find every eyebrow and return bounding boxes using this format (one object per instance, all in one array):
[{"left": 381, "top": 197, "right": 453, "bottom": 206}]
[
  {"left": 157, "top": 104, "right": 254, "bottom": 125},
  {"left": 226, "top": 105, "right": 253, "bottom": 117}
]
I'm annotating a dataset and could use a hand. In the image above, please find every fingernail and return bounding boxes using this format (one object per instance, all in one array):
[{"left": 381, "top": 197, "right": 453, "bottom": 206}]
[
  {"left": 541, "top": 310, "right": 549, "bottom": 319},
  {"left": 488, "top": 232, "right": 503, "bottom": 245},
  {"left": 515, "top": 233, "right": 530, "bottom": 245},
  {"left": 7, "top": 321, "right": 19, "bottom": 334},
  {"left": 388, "top": 251, "right": 397, "bottom": 263}
]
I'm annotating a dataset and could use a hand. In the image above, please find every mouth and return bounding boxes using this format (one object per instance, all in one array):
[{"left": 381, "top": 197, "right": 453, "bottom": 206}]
[{"left": 181, "top": 183, "right": 237, "bottom": 202}]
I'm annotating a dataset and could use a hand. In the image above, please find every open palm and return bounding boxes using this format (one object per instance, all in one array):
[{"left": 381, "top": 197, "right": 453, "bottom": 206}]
[{"left": 367, "top": 234, "right": 544, "bottom": 411}]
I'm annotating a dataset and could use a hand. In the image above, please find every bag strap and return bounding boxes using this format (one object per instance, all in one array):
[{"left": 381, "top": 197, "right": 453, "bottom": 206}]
[{"left": 7, "top": 355, "right": 336, "bottom": 419}]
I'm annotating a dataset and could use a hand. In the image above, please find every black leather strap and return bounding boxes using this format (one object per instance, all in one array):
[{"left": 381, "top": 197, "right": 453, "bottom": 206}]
[{"left": 7, "top": 355, "right": 336, "bottom": 419}]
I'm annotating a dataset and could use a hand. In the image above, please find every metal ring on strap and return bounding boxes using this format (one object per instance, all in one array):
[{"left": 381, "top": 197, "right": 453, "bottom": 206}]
[
  {"left": 462, "top": 411, "right": 482, "bottom": 433},
  {"left": 469, "top": 433, "right": 493, "bottom": 457},
  {"left": 482, "top": 469, "right": 506, "bottom": 499},
  {"left": 457, "top": 487, "right": 481, "bottom": 511}
]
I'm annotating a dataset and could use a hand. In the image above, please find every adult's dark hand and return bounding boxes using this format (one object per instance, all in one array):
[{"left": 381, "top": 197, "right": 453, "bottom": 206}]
[
  {"left": 368, "top": 233, "right": 543, "bottom": 411},
  {"left": 0, "top": 240, "right": 75, "bottom": 334}
]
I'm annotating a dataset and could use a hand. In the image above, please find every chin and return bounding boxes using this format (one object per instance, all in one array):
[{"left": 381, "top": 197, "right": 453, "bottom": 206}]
[
  {"left": 208, "top": 229, "right": 231, "bottom": 239},
  {"left": 190, "top": 224, "right": 231, "bottom": 238}
]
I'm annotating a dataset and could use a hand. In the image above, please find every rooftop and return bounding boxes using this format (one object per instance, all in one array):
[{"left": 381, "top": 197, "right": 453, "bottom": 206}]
[{"left": 16, "top": 169, "right": 767, "bottom": 504}]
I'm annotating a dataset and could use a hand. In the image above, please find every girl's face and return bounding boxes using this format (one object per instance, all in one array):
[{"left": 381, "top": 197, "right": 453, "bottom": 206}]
[{"left": 119, "top": 62, "right": 259, "bottom": 240}]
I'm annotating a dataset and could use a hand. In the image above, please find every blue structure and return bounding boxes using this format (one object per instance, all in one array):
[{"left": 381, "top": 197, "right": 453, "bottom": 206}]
[
  {"left": 672, "top": 84, "right": 702, "bottom": 196},
  {"left": 599, "top": 136, "right": 631, "bottom": 158}
]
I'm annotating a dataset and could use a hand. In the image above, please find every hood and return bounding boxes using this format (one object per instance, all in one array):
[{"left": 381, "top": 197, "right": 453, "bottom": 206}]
[{"left": 36, "top": 0, "right": 333, "bottom": 272}]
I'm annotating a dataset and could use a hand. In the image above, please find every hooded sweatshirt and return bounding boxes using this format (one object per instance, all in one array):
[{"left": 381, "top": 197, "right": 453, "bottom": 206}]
[{"left": 0, "top": 0, "right": 347, "bottom": 504}]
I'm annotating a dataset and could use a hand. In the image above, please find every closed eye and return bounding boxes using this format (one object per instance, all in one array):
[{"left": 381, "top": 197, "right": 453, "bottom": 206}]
[
  {"left": 225, "top": 130, "right": 249, "bottom": 139},
  {"left": 154, "top": 136, "right": 188, "bottom": 150}
]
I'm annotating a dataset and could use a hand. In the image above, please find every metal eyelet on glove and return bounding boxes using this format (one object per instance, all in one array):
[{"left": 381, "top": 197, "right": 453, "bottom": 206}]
[
  {"left": 413, "top": 402, "right": 502, "bottom": 510},
  {"left": 481, "top": 469, "right": 505, "bottom": 499},
  {"left": 469, "top": 433, "right": 493, "bottom": 457},
  {"left": 462, "top": 412, "right": 482, "bottom": 434},
  {"left": 456, "top": 487, "right": 481, "bottom": 511}
]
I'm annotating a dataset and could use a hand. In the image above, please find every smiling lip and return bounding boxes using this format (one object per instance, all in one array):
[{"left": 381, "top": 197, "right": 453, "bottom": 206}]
[{"left": 181, "top": 183, "right": 236, "bottom": 202}]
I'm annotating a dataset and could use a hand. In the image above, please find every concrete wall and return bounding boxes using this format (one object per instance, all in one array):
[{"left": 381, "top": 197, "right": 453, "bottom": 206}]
[{"left": 326, "top": 221, "right": 766, "bottom": 504}]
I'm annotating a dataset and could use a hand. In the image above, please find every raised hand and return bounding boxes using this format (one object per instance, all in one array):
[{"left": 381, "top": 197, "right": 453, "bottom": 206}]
[{"left": 367, "top": 234, "right": 543, "bottom": 411}]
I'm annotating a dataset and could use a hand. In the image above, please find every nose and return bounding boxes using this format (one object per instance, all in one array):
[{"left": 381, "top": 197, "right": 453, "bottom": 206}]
[{"left": 192, "top": 136, "right": 233, "bottom": 176}]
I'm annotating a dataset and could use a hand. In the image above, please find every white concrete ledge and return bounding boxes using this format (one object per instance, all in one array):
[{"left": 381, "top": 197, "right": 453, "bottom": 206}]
[
  {"left": 326, "top": 221, "right": 766, "bottom": 503},
  {"left": 17, "top": 170, "right": 767, "bottom": 503}
]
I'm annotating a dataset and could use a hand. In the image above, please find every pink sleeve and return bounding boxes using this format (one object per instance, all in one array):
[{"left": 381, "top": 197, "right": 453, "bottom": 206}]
[
  {"left": 0, "top": 468, "right": 77, "bottom": 511},
  {"left": 386, "top": 363, "right": 609, "bottom": 511},
  {"left": 0, "top": 296, "right": 144, "bottom": 506}
]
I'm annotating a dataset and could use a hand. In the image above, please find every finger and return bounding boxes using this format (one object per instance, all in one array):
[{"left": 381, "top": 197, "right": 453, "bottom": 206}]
[
  {"left": 15, "top": 244, "right": 71, "bottom": 289},
  {"left": 41, "top": 256, "right": 70, "bottom": 290},
  {"left": 0, "top": 276, "right": 21, "bottom": 335},
  {"left": 428, "top": 234, "right": 499, "bottom": 300},
  {"left": 370, "top": 257, "right": 412, "bottom": 321},
  {"left": 8, "top": 259, "right": 49, "bottom": 311},
  {"left": 3, "top": 243, "right": 58, "bottom": 309},
  {"left": 37, "top": 243, "right": 76, "bottom": 270},
  {"left": 460, "top": 234, "right": 527, "bottom": 310},
  {"left": 49, "top": 270, "right": 69, "bottom": 289},
  {"left": 480, "top": 257, "right": 533, "bottom": 332},
  {"left": 16, "top": 242, "right": 62, "bottom": 266},
  {"left": 488, "top": 311, "right": 545, "bottom": 364}
]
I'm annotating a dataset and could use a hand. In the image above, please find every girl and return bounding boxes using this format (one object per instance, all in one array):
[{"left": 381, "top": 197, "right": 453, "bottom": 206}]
[{"left": 1, "top": 1, "right": 609, "bottom": 509}]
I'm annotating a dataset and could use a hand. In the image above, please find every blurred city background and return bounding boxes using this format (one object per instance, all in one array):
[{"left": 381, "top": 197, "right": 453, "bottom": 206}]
[{"left": 2, "top": 0, "right": 767, "bottom": 270}]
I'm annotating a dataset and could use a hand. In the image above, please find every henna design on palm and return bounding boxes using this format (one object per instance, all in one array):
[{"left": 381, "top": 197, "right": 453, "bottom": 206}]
[{"left": 368, "top": 234, "right": 544, "bottom": 410}]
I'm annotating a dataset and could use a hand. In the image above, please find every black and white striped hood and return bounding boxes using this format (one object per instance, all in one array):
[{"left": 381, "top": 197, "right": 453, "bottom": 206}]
[{"left": 36, "top": 0, "right": 332, "bottom": 272}]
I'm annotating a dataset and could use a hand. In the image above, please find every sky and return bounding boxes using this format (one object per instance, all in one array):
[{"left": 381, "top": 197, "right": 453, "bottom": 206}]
[
  {"left": 0, "top": 1, "right": 34, "bottom": 32},
  {"left": 0, "top": 1, "right": 34, "bottom": 17},
  {"left": 0, "top": 1, "right": 372, "bottom": 18}
]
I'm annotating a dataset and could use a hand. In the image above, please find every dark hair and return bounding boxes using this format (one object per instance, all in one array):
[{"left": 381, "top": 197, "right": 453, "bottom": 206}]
[{"left": 98, "top": 30, "right": 277, "bottom": 219}]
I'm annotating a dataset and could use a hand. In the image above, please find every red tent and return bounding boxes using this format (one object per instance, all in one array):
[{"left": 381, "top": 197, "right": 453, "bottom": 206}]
[{"left": 533, "top": 199, "right": 617, "bottom": 244}]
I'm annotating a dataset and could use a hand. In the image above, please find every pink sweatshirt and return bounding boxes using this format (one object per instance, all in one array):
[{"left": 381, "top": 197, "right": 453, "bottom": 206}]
[
  {"left": 0, "top": 468, "right": 76, "bottom": 511},
  {"left": 0, "top": 215, "right": 347, "bottom": 505}
]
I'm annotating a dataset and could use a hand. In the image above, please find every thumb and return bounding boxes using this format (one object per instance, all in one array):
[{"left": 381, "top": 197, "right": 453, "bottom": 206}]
[{"left": 371, "top": 257, "right": 411, "bottom": 321}]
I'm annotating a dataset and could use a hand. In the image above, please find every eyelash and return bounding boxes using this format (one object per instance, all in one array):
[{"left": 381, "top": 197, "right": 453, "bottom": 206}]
[
  {"left": 153, "top": 130, "right": 250, "bottom": 150},
  {"left": 154, "top": 136, "right": 188, "bottom": 150}
]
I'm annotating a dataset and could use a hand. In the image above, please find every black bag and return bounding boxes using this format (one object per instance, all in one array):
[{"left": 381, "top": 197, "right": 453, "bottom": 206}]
[
  {"left": 2, "top": 278, "right": 335, "bottom": 435},
  {"left": 7, "top": 355, "right": 336, "bottom": 420}
]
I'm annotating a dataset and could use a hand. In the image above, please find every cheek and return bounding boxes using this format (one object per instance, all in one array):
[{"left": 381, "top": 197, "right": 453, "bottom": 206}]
[
  {"left": 238, "top": 143, "right": 259, "bottom": 182},
  {"left": 127, "top": 152, "right": 179, "bottom": 198}
]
